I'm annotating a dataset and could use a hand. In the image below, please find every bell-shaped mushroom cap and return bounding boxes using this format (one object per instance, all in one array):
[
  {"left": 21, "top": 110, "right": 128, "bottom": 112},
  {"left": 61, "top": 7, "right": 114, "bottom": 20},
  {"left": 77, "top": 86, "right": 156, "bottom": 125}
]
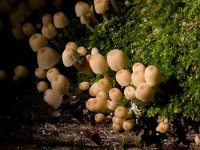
[
  {"left": 107, "top": 49, "right": 128, "bottom": 71},
  {"left": 112, "top": 116, "right": 124, "bottom": 125},
  {"left": 132, "top": 62, "right": 145, "bottom": 73},
  {"left": 42, "top": 13, "right": 53, "bottom": 25},
  {"left": 94, "top": 113, "right": 105, "bottom": 123},
  {"left": 12, "top": 23, "right": 25, "bottom": 40},
  {"left": 107, "top": 100, "right": 117, "bottom": 111},
  {"left": 122, "top": 119, "right": 135, "bottom": 132},
  {"left": 108, "top": 88, "right": 122, "bottom": 102},
  {"left": 135, "top": 82, "right": 154, "bottom": 103},
  {"left": 96, "top": 91, "right": 109, "bottom": 101},
  {"left": 86, "top": 97, "right": 96, "bottom": 112},
  {"left": 35, "top": 67, "right": 46, "bottom": 79},
  {"left": 41, "top": 23, "right": 57, "bottom": 39},
  {"left": 115, "top": 69, "right": 131, "bottom": 86},
  {"left": 29, "top": 33, "right": 48, "bottom": 52},
  {"left": 0, "top": 0, "right": 11, "bottom": 13},
  {"left": 0, "top": 69, "right": 7, "bottom": 80},
  {"left": 22, "top": 22, "right": 36, "bottom": 36},
  {"left": 46, "top": 67, "right": 60, "bottom": 82},
  {"left": 92, "top": 97, "right": 107, "bottom": 113},
  {"left": 37, "top": 47, "right": 61, "bottom": 70},
  {"left": 77, "top": 46, "right": 87, "bottom": 56},
  {"left": 156, "top": 122, "right": 170, "bottom": 134},
  {"left": 75, "top": 1, "right": 90, "bottom": 17},
  {"left": 131, "top": 71, "right": 145, "bottom": 87},
  {"left": 14, "top": 65, "right": 29, "bottom": 78},
  {"left": 53, "top": 12, "right": 69, "bottom": 28},
  {"left": 29, "top": 0, "right": 46, "bottom": 10},
  {"left": 89, "top": 82, "right": 100, "bottom": 97},
  {"left": 114, "top": 106, "right": 129, "bottom": 119},
  {"left": 124, "top": 86, "right": 136, "bottom": 100},
  {"left": 65, "top": 41, "right": 78, "bottom": 50},
  {"left": 144, "top": 65, "right": 162, "bottom": 87},
  {"left": 62, "top": 48, "right": 80, "bottom": 67},
  {"left": 51, "top": 74, "right": 70, "bottom": 95},
  {"left": 79, "top": 81, "right": 90, "bottom": 90},
  {"left": 98, "top": 77, "right": 112, "bottom": 92},
  {"left": 43, "top": 88, "right": 63, "bottom": 109},
  {"left": 94, "top": 0, "right": 109, "bottom": 14},
  {"left": 37, "top": 81, "right": 48, "bottom": 92},
  {"left": 89, "top": 53, "right": 109, "bottom": 74}
]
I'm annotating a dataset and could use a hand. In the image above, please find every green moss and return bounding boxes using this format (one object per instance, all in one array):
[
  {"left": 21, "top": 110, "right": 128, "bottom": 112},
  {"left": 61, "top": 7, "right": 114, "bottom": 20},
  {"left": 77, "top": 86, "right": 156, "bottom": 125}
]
[{"left": 76, "top": 0, "right": 200, "bottom": 121}]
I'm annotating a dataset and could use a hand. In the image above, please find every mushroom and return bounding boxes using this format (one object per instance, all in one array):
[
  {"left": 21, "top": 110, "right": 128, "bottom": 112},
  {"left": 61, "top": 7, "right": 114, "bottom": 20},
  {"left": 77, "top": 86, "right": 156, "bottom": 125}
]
[
  {"left": 89, "top": 82, "right": 101, "bottom": 97},
  {"left": 94, "top": 0, "right": 109, "bottom": 21},
  {"left": 62, "top": 48, "right": 80, "bottom": 67},
  {"left": 112, "top": 116, "right": 124, "bottom": 125},
  {"left": 114, "top": 106, "right": 129, "bottom": 119},
  {"left": 51, "top": 74, "right": 70, "bottom": 95},
  {"left": 107, "top": 49, "right": 128, "bottom": 71},
  {"left": 132, "top": 62, "right": 145, "bottom": 73},
  {"left": 95, "top": 113, "right": 105, "bottom": 123},
  {"left": 156, "top": 121, "right": 170, "bottom": 134},
  {"left": 79, "top": 81, "right": 90, "bottom": 90},
  {"left": 131, "top": 71, "right": 145, "bottom": 87},
  {"left": 122, "top": 119, "right": 135, "bottom": 132},
  {"left": 77, "top": 46, "right": 87, "bottom": 56},
  {"left": 42, "top": 13, "right": 53, "bottom": 26},
  {"left": 22, "top": 22, "right": 36, "bottom": 36},
  {"left": 115, "top": 69, "right": 131, "bottom": 86},
  {"left": 112, "top": 123, "right": 123, "bottom": 132},
  {"left": 11, "top": 23, "right": 25, "bottom": 40},
  {"left": 37, "top": 81, "right": 49, "bottom": 92},
  {"left": 0, "top": 69, "right": 7, "bottom": 80},
  {"left": 144, "top": 65, "right": 163, "bottom": 87},
  {"left": 108, "top": 88, "right": 123, "bottom": 102},
  {"left": 43, "top": 88, "right": 63, "bottom": 110},
  {"left": 124, "top": 86, "right": 136, "bottom": 100},
  {"left": 107, "top": 100, "right": 117, "bottom": 111},
  {"left": 14, "top": 65, "right": 29, "bottom": 80},
  {"left": 53, "top": 12, "right": 72, "bottom": 39},
  {"left": 86, "top": 97, "right": 96, "bottom": 112},
  {"left": 135, "top": 82, "right": 154, "bottom": 103},
  {"left": 34, "top": 67, "right": 47, "bottom": 79},
  {"left": 75, "top": 1, "right": 91, "bottom": 22},
  {"left": 80, "top": 14, "right": 94, "bottom": 32},
  {"left": 91, "top": 47, "right": 99, "bottom": 55},
  {"left": 92, "top": 97, "right": 107, "bottom": 113},
  {"left": 98, "top": 77, "right": 112, "bottom": 92},
  {"left": 29, "top": 33, "right": 48, "bottom": 52},
  {"left": 65, "top": 41, "right": 78, "bottom": 51},
  {"left": 46, "top": 67, "right": 60, "bottom": 82},
  {"left": 41, "top": 23, "right": 59, "bottom": 47},
  {"left": 37, "top": 47, "right": 61, "bottom": 70}
]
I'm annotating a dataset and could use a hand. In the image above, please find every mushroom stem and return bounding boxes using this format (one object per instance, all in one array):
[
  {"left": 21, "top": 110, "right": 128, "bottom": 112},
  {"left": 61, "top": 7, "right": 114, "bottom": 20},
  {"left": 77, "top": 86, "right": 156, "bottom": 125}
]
[
  {"left": 85, "top": 24, "right": 94, "bottom": 32},
  {"left": 110, "top": 0, "right": 119, "bottom": 13},
  {"left": 62, "top": 28, "right": 73, "bottom": 40},
  {"left": 102, "top": 13, "right": 108, "bottom": 22}
]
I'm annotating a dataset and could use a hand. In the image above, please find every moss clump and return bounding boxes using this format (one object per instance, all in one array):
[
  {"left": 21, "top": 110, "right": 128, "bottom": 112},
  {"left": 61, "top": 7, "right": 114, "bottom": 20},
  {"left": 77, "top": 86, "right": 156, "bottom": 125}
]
[{"left": 77, "top": 0, "right": 200, "bottom": 121}]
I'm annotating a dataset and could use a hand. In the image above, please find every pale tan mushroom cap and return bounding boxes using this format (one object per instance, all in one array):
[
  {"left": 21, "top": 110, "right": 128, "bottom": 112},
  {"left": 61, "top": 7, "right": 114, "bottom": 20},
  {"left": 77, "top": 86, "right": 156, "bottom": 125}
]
[
  {"left": 43, "top": 88, "right": 63, "bottom": 109},
  {"left": 131, "top": 71, "right": 146, "bottom": 87},
  {"left": 35, "top": 67, "right": 46, "bottom": 79},
  {"left": 108, "top": 88, "right": 123, "bottom": 102},
  {"left": 132, "top": 62, "right": 145, "bottom": 73},
  {"left": 62, "top": 48, "right": 80, "bottom": 67},
  {"left": 29, "top": 33, "right": 48, "bottom": 52},
  {"left": 14, "top": 65, "right": 29, "bottom": 78},
  {"left": 124, "top": 86, "right": 136, "bottom": 100},
  {"left": 37, "top": 47, "right": 61, "bottom": 70},
  {"left": 156, "top": 122, "right": 170, "bottom": 134},
  {"left": 115, "top": 69, "right": 131, "bottom": 86},
  {"left": 53, "top": 12, "right": 69, "bottom": 28},
  {"left": 65, "top": 42, "right": 78, "bottom": 50},
  {"left": 114, "top": 106, "right": 129, "bottom": 119},
  {"left": 41, "top": 23, "right": 57, "bottom": 39},
  {"left": 37, "top": 81, "right": 48, "bottom": 92},
  {"left": 94, "top": 0, "right": 109, "bottom": 14},
  {"left": 107, "top": 49, "right": 128, "bottom": 71},
  {"left": 46, "top": 67, "right": 60, "bottom": 82},
  {"left": 22, "top": 22, "right": 36, "bottom": 36},
  {"left": 42, "top": 13, "right": 53, "bottom": 25},
  {"left": 122, "top": 120, "right": 135, "bottom": 132},
  {"left": 89, "top": 53, "right": 109, "bottom": 74},
  {"left": 75, "top": 1, "right": 90, "bottom": 17}
]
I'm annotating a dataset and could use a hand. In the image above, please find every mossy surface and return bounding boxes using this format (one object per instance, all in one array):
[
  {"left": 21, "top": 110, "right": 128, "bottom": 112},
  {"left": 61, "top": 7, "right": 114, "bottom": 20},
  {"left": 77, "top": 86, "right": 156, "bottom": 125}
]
[{"left": 76, "top": 0, "right": 200, "bottom": 121}]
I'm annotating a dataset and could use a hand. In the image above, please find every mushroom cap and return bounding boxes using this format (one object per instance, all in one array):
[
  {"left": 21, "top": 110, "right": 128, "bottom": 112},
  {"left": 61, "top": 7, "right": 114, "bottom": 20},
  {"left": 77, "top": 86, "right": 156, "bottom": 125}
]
[
  {"left": 65, "top": 41, "right": 78, "bottom": 50},
  {"left": 131, "top": 71, "right": 145, "bottom": 87},
  {"left": 91, "top": 47, "right": 99, "bottom": 55},
  {"left": 42, "top": 13, "right": 53, "bottom": 25},
  {"left": 86, "top": 97, "right": 96, "bottom": 112},
  {"left": 132, "top": 62, "right": 145, "bottom": 73},
  {"left": 98, "top": 77, "right": 112, "bottom": 92},
  {"left": 37, "top": 47, "right": 61, "bottom": 70},
  {"left": 22, "top": 22, "right": 36, "bottom": 36},
  {"left": 112, "top": 116, "right": 124, "bottom": 125},
  {"left": 115, "top": 69, "right": 131, "bottom": 86},
  {"left": 46, "top": 67, "right": 60, "bottom": 82},
  {"left": 62, "top": 48, "right": 80, "bottom": 67},
  {"left": 12, "top": 23, "right": 25, "bottom": 40},
  {"left": 77, "top": 46, "right": 87, "bottom": 56},
  {"left": 95, "top": 113, "right": 105, "bottom": 123},
  {"left": 156, "top": 122, "right": 170, "bottom": 134},
  {"left": 41, "top": 23, "right": 57, "bottom": 39},
  {"left": 124, "top": 86, "right": 136, "bottom": 100},
  {"left": 107, "top": 49, "right": 128, "bottom": 71},
  {"left": 35, "top": 67, "right": 46, "bottom": 79},
  {"left": 107, "top": 100, "right": 117, "bottom": 111},
  {"left": 122, "top": 119, "right": 135, "bottom": 132},
  {"left": 75, "top": 1, "right": 90, "bottom": 17},
  {"left": 89, "top": 53, "right": 109, "bottom": 74},
  {"left": 112, "top": 123, "right": 123, "bottom": 132},
  {"left": 96, "top": 91, "right": 109, "bottom": 101},
  {"left": 135, "top": 82, "right": 154, "bottom": 103},
  {"left": 53, "top": 12, "right": 69, "bottom": 28},
  {"left": 92, "top": 97, "right": 107, "bottom": 113},
  {"left": 94, "top": 0, "right": 109, "bottom": 14},
  {"left": 114, "top": 106, "right": 129, "bottom": 119},
  {"left": 37, "top": 81, "right": 48, "bottom": 92},
  {"left": 51, "top": 74, "right": 70, "bottom": 95},
  {"left": 79, "top": 81, "right": 90, "bottom": 90},
  {"left": 108, "top": 88, "right": 123, "bottom": 102},
  {"left": 29, "top": 33, "right": 48, "bottom": 52},
  {"left": 29, "top": 0, "right": 46, "bottom": 10},
  {"left": 14, "top": 65, "right": 29, "bottom": 78},
  {"left": 43, "top": 88, "right": 63, "bottom": 109},
  {"left": 89, "top": 82, "right": 101, "bottom": 97},
  {"left": 144, "top": 65, "right": 162, "bottom": 87}
]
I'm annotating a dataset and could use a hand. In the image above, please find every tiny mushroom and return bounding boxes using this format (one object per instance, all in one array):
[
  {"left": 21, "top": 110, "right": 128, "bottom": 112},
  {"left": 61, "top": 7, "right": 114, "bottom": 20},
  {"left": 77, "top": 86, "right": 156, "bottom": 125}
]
[
  {"left": 29, "top": 33, "right": 48, "bottom": 52},
  {"left": 94, "top": 0, "right": 109, "bottom": 21},
  {"left": 22, "top": 22, "right": 36, "bottom": 36},
  {"left": 46, "top": 67, "right": 60, "bottom": 82},
  {"left": 34, "top": 67, "right": 46, "bottom": 79},
  {"left": 14, "top": 65, "right": 29, "bottom": 80},
  {"left": 115, "top": 69, "right": 131, "bottom": 86},
  {"left": 37, "top": 81, "right": 49, "bottom": 92}
]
